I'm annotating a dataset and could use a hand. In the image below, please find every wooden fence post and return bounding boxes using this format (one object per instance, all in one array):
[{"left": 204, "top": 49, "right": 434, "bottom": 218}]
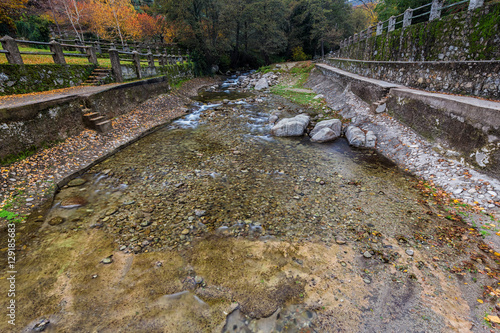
[
  {"left": 109, "top": 46, "right": 123, "bottom": 83},
  {"left": 50, "top": 40, "right": 66, "bottom": 65},
  {"left": 147, "top": 47, "right": 155, "bottom": 67},
  {"left": 132, "top": 51, "right": 142, "bottom": 79},
  {"left": 403, "top": 9, "right": 413, "bottom": 29},
  {"left": 376, "top": 22, "right": 383, "bottom": 36},
  {"left": 87, "top": 45, "right": 98, "bottom": 65},
  {"left": 0, "top": 36, "right": 23, "bottom": 65},
  {"left": 430, "top": 0, "right": 443, "bottom": 21},
  {"left": 468, "top": 0, "right": 484, "bottom": 10},
  {"left": 388, "top": 16, "right": 396, "bottom": 32}
]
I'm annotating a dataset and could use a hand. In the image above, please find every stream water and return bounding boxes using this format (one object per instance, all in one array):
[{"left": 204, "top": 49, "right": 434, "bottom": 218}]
[{"left": 37, "top": 76, "right": 481, "bottom": 332}]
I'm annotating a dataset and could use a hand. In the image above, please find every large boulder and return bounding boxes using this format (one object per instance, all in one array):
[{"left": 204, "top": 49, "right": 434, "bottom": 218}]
[
  {"left": 271, "top": 114, "right": 310, "bottom": 137},
  {"left": 254, "top": 78, "right": 269, "bottom": 91},
  {"left": 310, "top": 119, "right": 342, "bottom": 138},
  {"left": 311, "top": 128, "right": 338, "bottom": 143},
  {"left": 345, "top": 126, "right": 366, "bottom": 147}
]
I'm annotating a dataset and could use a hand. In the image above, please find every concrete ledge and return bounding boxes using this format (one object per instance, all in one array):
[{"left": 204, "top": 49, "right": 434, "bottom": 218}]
[
  {"left": 317, "top": 63, "right": 500, "bottom": 178},
  {"left": 0, "top": 73, "right": 193, "bottom": 159},
  {"left": 316, "top": 63, "right": 401, "bottom": 104},
  {"left": 324, "top": 58, "right": 500, "bottom": 100}
]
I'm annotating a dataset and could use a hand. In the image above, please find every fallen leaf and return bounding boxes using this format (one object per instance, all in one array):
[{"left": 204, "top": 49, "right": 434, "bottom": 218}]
[
  {"left": 487, "top": 315, "right": 500, "bottom": 324},
  {"left": 477, "top": 299, "right": 484, "bottom": 304}
]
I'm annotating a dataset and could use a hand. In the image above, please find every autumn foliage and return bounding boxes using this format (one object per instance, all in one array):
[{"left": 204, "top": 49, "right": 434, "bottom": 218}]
[{"left": 0, "top": 0, "right": 28, "bottom": 31}]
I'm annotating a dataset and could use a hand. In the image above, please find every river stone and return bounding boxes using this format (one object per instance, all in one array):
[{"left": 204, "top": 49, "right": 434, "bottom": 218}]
[
  {"left": 363, "top": 251, "right": 372, "bottom": 258},
  {"left": 49, "top": 217, "right": 65, "bottom": 226},
  {"left": 68, "top": 178, "right": 86, "bottom": 187},
  {"left": 60, "top": 196, "right": 87, "bottom": 209},
  {"left": 310, "top": 119, "right": 341, "bottom": 138},
  {"left": 406, "top": 249, "right": 414, "bottom": 256},
  {"left": 254, "top": 78, "right": 269, "bottom": 91},
  {"left": 365, "top": 131, "right": 377, "bottom": 148},
  {"left": 310, "top": 128, "right": 339, "bottom": 143},
  {"left": 271, "top": 114, "right": 310, "bottom": 137},
  {"left": 33, "top": 318, "right": 50, "bottom": 332},
  {"left": 345, "top": 126, "right": 366, "bottom": 147},
  {"left": 101, "top": 257, "right": 113, "bottom": 264}
]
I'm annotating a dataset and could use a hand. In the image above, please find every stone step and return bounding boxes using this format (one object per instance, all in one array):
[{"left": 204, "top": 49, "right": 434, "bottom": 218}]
[
  {"left": 83, "top": 112, "right": 100, "bottom": 128},
  {"left": 90, "top": 116, "right": 105, "bottom": 123},
  {"left": 95, "top": 120, "right": 112, "bottom": 133}
]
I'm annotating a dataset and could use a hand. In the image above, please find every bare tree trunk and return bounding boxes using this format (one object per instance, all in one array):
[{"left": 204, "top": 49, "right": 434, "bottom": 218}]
[{"left": 48, "top": 0, "right": 62, "bottom": 37}]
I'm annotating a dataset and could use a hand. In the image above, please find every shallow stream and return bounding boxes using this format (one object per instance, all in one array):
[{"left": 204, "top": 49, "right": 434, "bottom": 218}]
[{"left": 29, "top": 76, "right": 490, "bottom": 332}]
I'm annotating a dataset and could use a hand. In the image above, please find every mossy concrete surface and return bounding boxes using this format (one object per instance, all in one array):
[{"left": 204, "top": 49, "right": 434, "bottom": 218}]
[
  {"left": 338, "top": 3, "right": 500, "bottom": 62},
  {"left": 0, "top": 64, "right": 95, "bottom": 96},
  {"left": 0, "top": 66, "right": 195, "bottom": 160}
]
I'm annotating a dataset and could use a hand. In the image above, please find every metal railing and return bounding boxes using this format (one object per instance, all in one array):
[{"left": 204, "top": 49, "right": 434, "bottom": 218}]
[{"left": 339, "top": 0, "right": 484, "bottom": 49}]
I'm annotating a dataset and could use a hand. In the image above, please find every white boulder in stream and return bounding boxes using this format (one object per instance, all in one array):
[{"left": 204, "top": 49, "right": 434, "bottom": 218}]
[
  {"left": 310, "top": 119, "right": 342, "bottom": 143},
  {"left": 254, "top": 78, "right": 269, "bottom": 91},
  {"left": 345, "top": 125, "right": 366, "bottom": 147},
  {"left": 271, "top": 114, "right": 310, "bottom": 137}
]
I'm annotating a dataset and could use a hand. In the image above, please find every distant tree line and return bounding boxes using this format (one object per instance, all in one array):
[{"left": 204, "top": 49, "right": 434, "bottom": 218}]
[
  {"left": 152, "top": 0, "right": 373, "bottom": 70},
  {"left": 1, "top": 0, "right": 375, "bottom": 71}
]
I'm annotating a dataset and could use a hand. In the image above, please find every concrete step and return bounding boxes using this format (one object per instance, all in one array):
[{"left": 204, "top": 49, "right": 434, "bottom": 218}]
[
  {"left": 95, "top": 120, "right": 112, "bottom": 133},
  {"left": 90, "top": 116, "right": 105, "bottom": 123}
]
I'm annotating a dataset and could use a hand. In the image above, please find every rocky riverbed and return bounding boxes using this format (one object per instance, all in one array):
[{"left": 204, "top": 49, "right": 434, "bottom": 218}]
[{"left": 4, "top": 73, "right": 499, "bottom": 332}]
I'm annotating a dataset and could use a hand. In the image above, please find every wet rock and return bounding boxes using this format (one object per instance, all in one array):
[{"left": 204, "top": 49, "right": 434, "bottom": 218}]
[
  {"left": 335, "top": 237, "right": 346, "bottom": 245},
  {"left": 270, "top": 114, "right": 310, "bottom": 137},
  {"left": 101, "top": 256, "right": 113, "bottom": 264},
  {"left": 310, "top": 119, "right": 341, "bottom": 138},
  {"left": 195, "top": 210, "right": 206, "bottom": 217},
  {"left": 48, "top": 217, "right": 65, "bottom": 226},
  {"left": 68, "top": 178, "right": 87, "bottom": 187},
  {"left": 365, "top": 131, "right": 377, "bottom": 148},
  {"left": 345, "top": 126, "right": 366, "bottom": 148},
  {"left": 254, "top": 78, "right": 269, "bottom": 91},
  {"left": 311, "top": 128, "right": 338, "bottom": 143},
  {"left": 60, "top": 196, "right": 87, "bottom": 209},
  {"left": 33, "top": 318, "right": 50, "bottom": 332}
]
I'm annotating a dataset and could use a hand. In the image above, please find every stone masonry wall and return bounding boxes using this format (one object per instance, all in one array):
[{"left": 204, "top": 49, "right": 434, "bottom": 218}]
[
  {"left": 337, "top": 3, "right": 500, "bottom": 62},
  {"left": 0, "top": 64, "right": 95, "bottom": 96},
  {"left": 0, "top": 65, "right": 195, "bottom": 160},
  {"left": 324, "top": 58, "right": 500, "bottom": 100}
]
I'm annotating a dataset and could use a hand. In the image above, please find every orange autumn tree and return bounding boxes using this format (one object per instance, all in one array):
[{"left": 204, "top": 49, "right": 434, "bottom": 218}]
[
  {"left": 0, "top": 0, "right": 28, "bottom": 32},
  {"left": 84, "top": 0, "right": 140, "bottom": 45},
  {"left": 136, "top": 13, "right": 174, "bottom": 43}
]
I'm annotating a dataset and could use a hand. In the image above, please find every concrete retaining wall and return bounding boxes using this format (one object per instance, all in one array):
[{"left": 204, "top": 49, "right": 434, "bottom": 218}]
[
  {"left": 0, "top": 64, "right": 95, "bottom": 96},
  {"left": 316, "top": 63, "right": 500, "bottom": 178},
  {"left": 324, "top": 58, "right": 500, "bottom": 100},
  {"left": 0, "top": 67, "right": 194, "bottom": 160},
  {"left": 337, "top": 3, "right": 500, "bottom": 62}
]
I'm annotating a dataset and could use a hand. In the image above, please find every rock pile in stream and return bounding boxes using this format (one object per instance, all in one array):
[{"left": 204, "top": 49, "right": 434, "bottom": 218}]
[
  {"left": 237, "top": 72, "right": 281, "bottom": 90},
  {"left": 270, "top": 114, "right": 377, "bottom": 148}
]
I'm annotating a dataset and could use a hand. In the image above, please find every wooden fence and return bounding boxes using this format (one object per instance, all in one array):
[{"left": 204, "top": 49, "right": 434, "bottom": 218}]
[{"left": 0, "top": 35, "right": 190, "bottom": 83}]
